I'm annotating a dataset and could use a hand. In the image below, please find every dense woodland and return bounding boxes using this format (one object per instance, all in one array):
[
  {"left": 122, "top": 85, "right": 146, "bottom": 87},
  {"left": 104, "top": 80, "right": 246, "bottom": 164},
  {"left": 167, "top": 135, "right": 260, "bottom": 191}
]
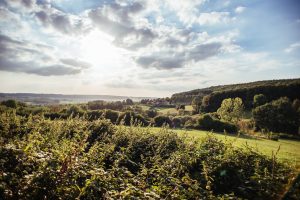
[{"left": 171, "top": 78, "right": 300, "bottom": 110}]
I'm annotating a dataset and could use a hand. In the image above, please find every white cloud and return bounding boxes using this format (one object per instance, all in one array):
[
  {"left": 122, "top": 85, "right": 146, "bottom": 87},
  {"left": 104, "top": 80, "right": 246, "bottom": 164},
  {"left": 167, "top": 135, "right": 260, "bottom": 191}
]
[
  {"left": 235, "top": 6, "right": 246, "bottom": 14},
  {"left": 197, "top": 12, "right": 233, "bottom": 25},
  {"left": 164, "top": 0, "right": 206, "bottom": 26},
  {"left": 284, "top": 42, "right": 300, "bottom": 53}
]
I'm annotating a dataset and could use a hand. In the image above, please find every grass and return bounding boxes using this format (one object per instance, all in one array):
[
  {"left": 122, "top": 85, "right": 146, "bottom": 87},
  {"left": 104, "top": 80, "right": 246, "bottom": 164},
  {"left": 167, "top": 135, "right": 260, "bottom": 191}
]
[
  {"left": 157, "top": 105, "right": 194, "bottom": 115},
  {"left": 147, "top": 127, "right": 300, "bottom": 169},
  {"left": 139, "top": 104, "right": 194, "bottom": 115}
]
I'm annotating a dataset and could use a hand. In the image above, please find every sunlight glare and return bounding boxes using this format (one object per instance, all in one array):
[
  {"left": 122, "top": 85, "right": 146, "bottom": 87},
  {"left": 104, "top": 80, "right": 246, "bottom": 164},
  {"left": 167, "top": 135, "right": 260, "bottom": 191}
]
[{"left": 80, "top": 31, "right": 122, "bottom": 67}]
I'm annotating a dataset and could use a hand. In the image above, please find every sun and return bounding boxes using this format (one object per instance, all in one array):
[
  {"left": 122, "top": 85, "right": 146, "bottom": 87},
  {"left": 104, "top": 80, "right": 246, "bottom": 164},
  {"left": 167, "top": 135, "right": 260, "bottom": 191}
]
[{"left": 80, "top": 30, "right": 122, "bottom": 68}]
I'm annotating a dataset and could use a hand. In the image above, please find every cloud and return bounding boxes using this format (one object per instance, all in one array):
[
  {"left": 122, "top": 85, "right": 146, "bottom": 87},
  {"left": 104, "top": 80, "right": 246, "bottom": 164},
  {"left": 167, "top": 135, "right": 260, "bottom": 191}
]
[
  {"left": 136, "top": 53, "right": 186, "bottom": 69},
  {"left": 164, "top": 0, "right": 206, "bottom": 26},
  {"left": 136, "top": 42, "right": 222, "bottom": 69},
  {"left": 88, "top": 1, "right": 156, "bottom": 50},
  {"left": 60, "top": 58, "right": 91, "bottom": 69},
  {"left": 197, "top": 12, "right": 233, "bottom": 25},
  {"left": 2, "top": 0, "right": 36, "bottom": 8},
  {"left": 2, "top": 0, "right": 90, "bottom": 35},
  {"left": 284, "top": 42, "right": 300, "bottom": 53},
  {"left": 235, "top": 6, "right": 246, "bottom": 14},
  {"left": 18, "top": 0, "right": 35, "bottom": 8},
  {"left": 34, "top": 9, "right": 88, "bottom": 35},
  {"left": 85, "top": 1, "right": 236, "bottom": 70},
  {"left": 0, "top": 34, "right": 90, "bottom": 76},
  {"left": 0, "top": 59, "right": 81, "bottom": 76}
]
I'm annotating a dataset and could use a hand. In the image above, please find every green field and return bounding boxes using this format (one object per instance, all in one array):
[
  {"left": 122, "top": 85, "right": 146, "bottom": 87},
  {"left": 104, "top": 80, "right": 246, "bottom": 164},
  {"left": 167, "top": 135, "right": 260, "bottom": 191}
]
[
  {"left": 148, "top": 127, "right": 300, "bottom": 169},
  {"left": 148, "top": 105, "right": 194, "bottom": 115}
]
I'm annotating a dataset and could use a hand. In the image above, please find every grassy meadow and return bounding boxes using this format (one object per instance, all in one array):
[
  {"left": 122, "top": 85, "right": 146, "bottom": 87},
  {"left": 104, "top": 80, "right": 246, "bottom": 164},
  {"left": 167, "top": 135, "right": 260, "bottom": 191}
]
[{"left": 167, "top": 128, "right": 300, "bottom": 169}]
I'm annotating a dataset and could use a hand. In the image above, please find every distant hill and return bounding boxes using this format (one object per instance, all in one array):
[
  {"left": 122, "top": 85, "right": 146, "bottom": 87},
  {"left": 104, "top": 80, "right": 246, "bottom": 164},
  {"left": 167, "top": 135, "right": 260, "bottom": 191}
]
[
  {"left": 0, "top": 93, "right": 156, "bottom": 105},
  {"left": 171, "top": 78, "right": 300, "bottom": 112}
]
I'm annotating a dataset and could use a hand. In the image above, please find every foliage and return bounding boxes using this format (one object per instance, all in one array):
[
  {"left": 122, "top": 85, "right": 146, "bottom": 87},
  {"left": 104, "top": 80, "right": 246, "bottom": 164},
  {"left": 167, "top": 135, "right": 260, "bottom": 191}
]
[
  {"left": 292, "top": 99, "right": 300, "bottom": 111},
  {"left": 103, "top": 109, "right": 119, "bottom": 124},
  {"left": 253, "top": 94, "right": 267, "bottom": 107},
  {"left": 86, "top": 110, "right": 104, "bottom": 121},
  {"left": 196, "top": 114, "right": 237, "bottom": 133},
  {"left": 125, "top": 98, "right": 134, "bottom": 105},
  {"left": 171, "top": 116, "right": 182, "bottom": 128},
  {"left": 172, "top": 78, "right": 300, "bottom": 111},
  {"left": 87, "top": 100, "right": 125, "bottom": 111},
  {"left": 0, "top": 109, "right": 295, "bottom": 199},
  {"left": 117, "top": 111, "right": 149, "bottom": 126},
  {"left": 191, "top": 96, "right": 202, "bottom": 114},
  {"left": 1, "top": 99, "right": 18, "bottom": 108},
  {"left": 146, "top": 109, "right": 157, "bottom": 118},
  {"left": 217, "top": 97, "right": 244, "bottom": 123},
  {"left": 253, "top": 97, "right": 299, "bottom": 134},
  {"left": 153, "top": 115, "right": 172, "bottom": 127}
]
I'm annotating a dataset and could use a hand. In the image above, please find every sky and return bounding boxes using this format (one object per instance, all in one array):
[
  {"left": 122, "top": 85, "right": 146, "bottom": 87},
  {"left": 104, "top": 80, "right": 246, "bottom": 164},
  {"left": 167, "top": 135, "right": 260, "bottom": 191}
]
[{"left": 0, "top": 0, "right": 300, "bottom": 97}]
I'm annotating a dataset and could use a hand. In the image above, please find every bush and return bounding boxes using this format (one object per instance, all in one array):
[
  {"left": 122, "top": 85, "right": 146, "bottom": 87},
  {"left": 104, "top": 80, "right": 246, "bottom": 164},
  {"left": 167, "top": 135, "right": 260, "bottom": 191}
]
[
  {"left": 253, "top": 94, "right": 267, "bottom": 107},
  {"left": 253, "top": 97, "right": 299, "bottom": 134},
  {"left": 146, "top": 109, "right": 157, "bottom": 118},
  {"left": 184, "top": 117, "right": 198, "bottom": 129},
  {"left": 86, "top": 119, "right": 116, "bottom": 150},
  {"left": 103, "top": 109, "right": 119, "bottom": 124},
  {"left": 86, "top": 110, "right": 104, "bottom": 121},
  {"left": 153, "top": 115, "right": 172, "bottom": 127},
  {"left": 0, "top": 108, "right": 296, "bottom": 199},
  {"left": 197, "top": 114, "right": 237, "bottom": 133},
  {"left": 117, "top": 111, "right": 149, "bottom": 126},
  {"left": 172, "top": 117, "right": 182, "bottom": 128},
  {"left": 1, "top": 99, "right": 18, "bottom": 108}
]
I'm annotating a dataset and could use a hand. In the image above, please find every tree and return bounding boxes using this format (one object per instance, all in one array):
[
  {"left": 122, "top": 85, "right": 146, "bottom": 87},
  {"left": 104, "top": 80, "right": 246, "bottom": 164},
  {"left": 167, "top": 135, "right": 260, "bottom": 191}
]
[
  {"left": 217, "top": 98, "right": 244, "bottom": 123},
  {"left": 253, "top": 94, "right": 267, "bottom": 107},
  {"left": 176, "top": 104, "right": 185, "bottom": 110},
  {"left": 125, "top": 98, "right": 134, "bottom": 105},
  {"left": 292, "top": 99, "right": 300, "bottom": 111},
  {"left": 253, "top": 97, "right": 299, "bottom": 134},
  {"left": 103, "top": 109, "right": 119, "bottom": 124},
  {"left": 196, "top": 114, "right": 237, "bottom": 133},
  {"left": 1, "top": 99, "right": 17, "bottom": 108},
  {"left": 153, "top": 115, "right": 172, "bottom": 127},
  {"left": 191, "top": 97, "right": 201, "bottom": 114},
  {"left": 146, "top": 109, "right": 157, "bottom": 118}
]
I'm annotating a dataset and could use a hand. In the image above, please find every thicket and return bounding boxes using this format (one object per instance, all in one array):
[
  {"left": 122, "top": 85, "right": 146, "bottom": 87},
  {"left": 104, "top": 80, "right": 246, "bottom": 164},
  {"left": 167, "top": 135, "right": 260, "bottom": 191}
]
[
  {"left": 0, "top": 110, "right": 295, "bottom": 199},
  {"left": 87, "top": 99, "right": 134, "bottom": 111},
  {"left": 195, "top": 114, "right": 237, "bottom": 133},
  {"left": 253, "top": 97, "right": 300, "bottom": 134}
]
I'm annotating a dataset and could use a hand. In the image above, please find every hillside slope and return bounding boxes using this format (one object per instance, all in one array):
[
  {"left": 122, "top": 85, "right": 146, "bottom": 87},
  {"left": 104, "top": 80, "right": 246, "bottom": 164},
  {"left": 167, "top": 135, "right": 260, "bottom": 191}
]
[{"left": 171, "top": 78, "right": 300, "bottom": 111}]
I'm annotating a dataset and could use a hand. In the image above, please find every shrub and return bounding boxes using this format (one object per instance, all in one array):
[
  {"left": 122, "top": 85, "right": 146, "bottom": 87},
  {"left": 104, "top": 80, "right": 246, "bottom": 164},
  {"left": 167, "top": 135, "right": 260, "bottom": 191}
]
[
  {"left": 0, "top": 108, "right": 296, "bottom": 200},
  {"left": 153, "top": 115, "right": 172, "bottom": 127},
  {"left": 103, "top": 109, "right": 119, "bottom": 124},
  {"left": 253, "top": 97, "right": 299, "bottom": 134},
  {"left": 146, "top": 109, "right": 157, "bottom": 118},
  {"left": 197, "top": 114, "right": 237, "bottom": 133},
  {"left": 172, "top": 116, "right": 182, "bottom": 128},
  {"left": 86, "top": 119, "right": 116, "bottom": 150},
  {"left": 86, "top": 110, "right": 104, "bottom": 121},
  {"left": 184, "top": 117, "right": 198, "bottom": 129},
  {"left": 253, "top": 94, "right": 267, "bottom": 107},
  {"left": 117, "top": 111, "right": 149, "bottom": 126},
  {"left": 237, "top": 119, "right": 255, "bottom": 135},
  {"left": 67, "top": 105, "right": 85, "bottom": 117},
  {"left": 1, "top": 99, "right": 18, "bottom": 108}
]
